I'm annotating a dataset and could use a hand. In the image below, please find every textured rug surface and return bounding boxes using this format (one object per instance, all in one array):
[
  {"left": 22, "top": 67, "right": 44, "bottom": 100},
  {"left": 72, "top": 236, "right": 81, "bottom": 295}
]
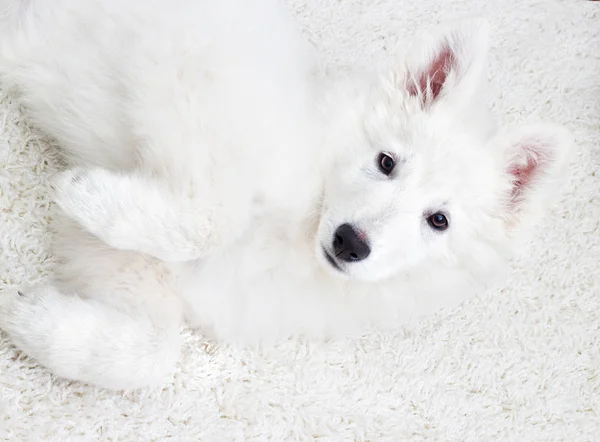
[{"left": 1, "top": 0, "right": 599, "bottom": 440}]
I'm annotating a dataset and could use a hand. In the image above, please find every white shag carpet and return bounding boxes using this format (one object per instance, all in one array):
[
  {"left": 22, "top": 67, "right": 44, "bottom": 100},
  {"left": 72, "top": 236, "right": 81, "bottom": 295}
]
[{"left": 1, "top": 0, "right": 599, "bottom": 440}]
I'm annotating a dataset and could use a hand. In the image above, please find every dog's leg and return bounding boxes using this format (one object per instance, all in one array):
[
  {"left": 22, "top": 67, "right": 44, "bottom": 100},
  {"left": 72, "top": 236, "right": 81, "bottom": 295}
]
[
  {"left": 51, "top": 167, "right": 237, "bottom": 262},
  {"left": 0, "top": 284, "right": 182, "bottom": 390},
  {"left": 0, "top": 218, "right": 183, "bottom": 390}
]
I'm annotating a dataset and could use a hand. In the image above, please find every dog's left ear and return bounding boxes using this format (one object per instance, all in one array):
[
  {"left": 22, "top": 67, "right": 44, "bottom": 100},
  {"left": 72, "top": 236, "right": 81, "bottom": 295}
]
[
  {"left": 498, "top": 123, "right": 572, "bottom": 233},
  {"left": 403, "top": 19, "right": 489, "bottom": 109}
]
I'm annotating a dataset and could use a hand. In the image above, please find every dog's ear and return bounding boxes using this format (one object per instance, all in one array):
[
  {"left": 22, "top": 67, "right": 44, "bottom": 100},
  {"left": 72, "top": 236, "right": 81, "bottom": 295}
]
[
  {"left": 498, "top": 124, "right": 572, "bottom": 233},
  {"left": 403, "top": 19, "right": 489, "bottom": 109}
]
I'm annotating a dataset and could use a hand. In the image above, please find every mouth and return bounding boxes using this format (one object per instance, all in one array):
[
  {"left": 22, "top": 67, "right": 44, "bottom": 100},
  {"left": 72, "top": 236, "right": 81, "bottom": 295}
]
[{"left": 322, "top": 247, "right": 343, "bottom": 272}]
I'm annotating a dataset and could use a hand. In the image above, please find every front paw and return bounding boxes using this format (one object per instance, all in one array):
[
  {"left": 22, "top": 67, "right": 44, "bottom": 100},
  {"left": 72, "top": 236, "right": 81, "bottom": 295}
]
[
  {"left": 51, "top": 167, "right": 97, "bottom": 217},
  {"left": 50, "top": 168, "right": 124, "bottom": 240}
]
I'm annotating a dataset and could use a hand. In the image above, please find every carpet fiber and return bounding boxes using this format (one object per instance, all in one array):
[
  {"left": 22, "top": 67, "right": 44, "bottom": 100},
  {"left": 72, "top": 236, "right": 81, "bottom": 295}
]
[{"left": 1, "top": 0, "right": 599, "bottom": 440}]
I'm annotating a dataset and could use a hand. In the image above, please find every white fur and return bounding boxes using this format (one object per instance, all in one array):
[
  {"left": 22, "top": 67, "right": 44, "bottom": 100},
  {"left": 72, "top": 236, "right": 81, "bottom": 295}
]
[{"left": 0, "top": 0, "right": 571, "bottom": 389}]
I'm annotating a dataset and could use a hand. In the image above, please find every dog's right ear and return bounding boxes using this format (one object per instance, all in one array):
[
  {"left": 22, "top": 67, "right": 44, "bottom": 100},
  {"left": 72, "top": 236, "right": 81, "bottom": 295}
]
[
  {"left": 403, "top": 19, "right": 490, "bottom": 110},
  {"left": 496, "top": 123, "right": 572, "bottom": 236}
]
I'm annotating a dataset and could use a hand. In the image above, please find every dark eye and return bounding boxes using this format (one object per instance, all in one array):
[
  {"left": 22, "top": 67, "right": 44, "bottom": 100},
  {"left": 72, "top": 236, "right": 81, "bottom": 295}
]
[
  {"left": 377, "top": 153, "right": 395, "bottom": 175},
  {"left": 427, "top": 212, "right": 449, "bottom": 231}
]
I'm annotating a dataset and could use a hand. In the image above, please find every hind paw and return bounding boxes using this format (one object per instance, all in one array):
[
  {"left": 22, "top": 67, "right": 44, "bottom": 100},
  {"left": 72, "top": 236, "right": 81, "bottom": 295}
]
[{"left": 0, "top": 286, "right": 58, "bottom": 334}]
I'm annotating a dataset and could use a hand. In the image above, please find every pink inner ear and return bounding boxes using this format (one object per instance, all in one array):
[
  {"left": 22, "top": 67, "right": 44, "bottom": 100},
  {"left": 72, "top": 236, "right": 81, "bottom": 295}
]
[
  {"left": 508, "top": 144, "right": 548, "bottom": 201},
  {"left": 408, "top": 44, "right": 456, "bottom": 103}
]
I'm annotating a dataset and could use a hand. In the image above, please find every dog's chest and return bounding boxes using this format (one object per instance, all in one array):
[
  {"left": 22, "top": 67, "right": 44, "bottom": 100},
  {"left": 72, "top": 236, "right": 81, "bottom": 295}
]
[{"left": 172, "top": 214, "right": 343, "bottom": 343}]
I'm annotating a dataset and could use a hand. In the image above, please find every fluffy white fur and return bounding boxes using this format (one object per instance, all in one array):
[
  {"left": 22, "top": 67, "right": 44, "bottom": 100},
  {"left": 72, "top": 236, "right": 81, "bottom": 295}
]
[{"left": 0, "top": 0, "right": 571, "bottom": 390}]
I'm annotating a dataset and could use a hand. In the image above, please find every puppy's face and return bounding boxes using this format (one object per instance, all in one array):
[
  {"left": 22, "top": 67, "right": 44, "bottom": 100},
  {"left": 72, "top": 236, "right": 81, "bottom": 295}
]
[{"left": 316, "top": 21, "right": 571, "bottom": 283}]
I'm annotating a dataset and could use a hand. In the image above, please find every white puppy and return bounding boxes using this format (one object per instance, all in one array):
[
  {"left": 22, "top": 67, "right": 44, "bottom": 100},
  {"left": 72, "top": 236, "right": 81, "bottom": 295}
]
[{"left": 0, "top": 0, "right": 571, "bottom": 389}]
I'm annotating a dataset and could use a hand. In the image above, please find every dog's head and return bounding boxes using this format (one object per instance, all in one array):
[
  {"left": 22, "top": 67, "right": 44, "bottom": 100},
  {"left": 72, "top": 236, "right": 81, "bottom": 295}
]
[{"left": 317, "top": 20, "right": 571, "bottom": 282}]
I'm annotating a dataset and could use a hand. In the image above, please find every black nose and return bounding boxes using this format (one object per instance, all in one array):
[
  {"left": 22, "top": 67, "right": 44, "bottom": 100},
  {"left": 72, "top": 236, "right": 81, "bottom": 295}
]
[{"left": 332, "top": 223, "right": 370, "bottom": 262}]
